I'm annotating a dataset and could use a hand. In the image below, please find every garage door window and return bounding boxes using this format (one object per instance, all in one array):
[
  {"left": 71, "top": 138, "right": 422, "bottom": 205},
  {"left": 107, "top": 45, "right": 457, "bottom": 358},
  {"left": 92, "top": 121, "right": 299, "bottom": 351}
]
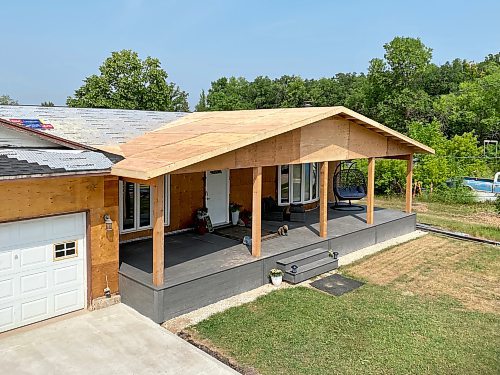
[{"left": 54, "top": 241, "right": 77, "bottom": 260}]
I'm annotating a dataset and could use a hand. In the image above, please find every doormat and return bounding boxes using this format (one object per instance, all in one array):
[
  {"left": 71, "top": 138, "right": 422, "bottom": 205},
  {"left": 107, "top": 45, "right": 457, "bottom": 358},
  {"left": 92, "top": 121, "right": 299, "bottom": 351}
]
[
  {"left": 214, "top": 226, "right": 276, "bottom": 242},
  {"left": 310, "top": 274, "right": 364, "bottom": 296}
]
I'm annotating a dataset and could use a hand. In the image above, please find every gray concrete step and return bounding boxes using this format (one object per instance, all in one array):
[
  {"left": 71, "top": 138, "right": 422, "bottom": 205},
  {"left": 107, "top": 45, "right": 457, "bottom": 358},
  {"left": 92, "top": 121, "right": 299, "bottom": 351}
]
[
  {"left": 283, "top": 257, "right": 339, "bottom": 284},
  {"left": 276, "top": 247, "right": 330, "bottom": 271}
]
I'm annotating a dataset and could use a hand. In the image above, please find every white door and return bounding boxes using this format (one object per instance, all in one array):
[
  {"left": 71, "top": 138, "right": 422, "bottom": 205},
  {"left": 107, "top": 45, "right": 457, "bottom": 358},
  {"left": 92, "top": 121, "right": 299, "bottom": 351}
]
[
  {"left": 0, "top": 213, "right": 86, "bottom": 333},
  {"left": 206, "top": 169, "right": 229, "bottom": 226}
]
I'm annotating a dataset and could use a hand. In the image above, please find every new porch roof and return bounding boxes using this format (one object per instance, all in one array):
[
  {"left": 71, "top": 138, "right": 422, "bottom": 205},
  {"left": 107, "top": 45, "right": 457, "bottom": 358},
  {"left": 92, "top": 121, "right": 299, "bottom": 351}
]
[{"left": 111, "top": 106, "right": 434, "bottom": 180}]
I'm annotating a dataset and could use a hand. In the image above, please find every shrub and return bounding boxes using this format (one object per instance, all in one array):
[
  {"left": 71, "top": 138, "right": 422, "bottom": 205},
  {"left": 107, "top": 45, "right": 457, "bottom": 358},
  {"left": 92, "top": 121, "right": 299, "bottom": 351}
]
[
  {"left": 495, "top": 196, "right": 500, "bottom": 214},
  {"left": 420, "top": 185, "right": 476, "bottom": 205}
]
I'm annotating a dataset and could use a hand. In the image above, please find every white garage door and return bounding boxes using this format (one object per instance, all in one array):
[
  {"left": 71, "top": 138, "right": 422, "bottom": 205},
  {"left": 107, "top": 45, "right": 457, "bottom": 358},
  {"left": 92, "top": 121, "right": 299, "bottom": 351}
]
[{"left": 0, "top": 213, "right": 86, "bottom": 333}]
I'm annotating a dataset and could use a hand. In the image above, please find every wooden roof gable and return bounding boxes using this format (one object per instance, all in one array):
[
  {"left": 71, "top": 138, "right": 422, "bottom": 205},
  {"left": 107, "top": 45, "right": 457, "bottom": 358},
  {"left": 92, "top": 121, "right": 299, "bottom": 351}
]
[{"left": 111, "top": 106, "right": 434, "bottom": 179}]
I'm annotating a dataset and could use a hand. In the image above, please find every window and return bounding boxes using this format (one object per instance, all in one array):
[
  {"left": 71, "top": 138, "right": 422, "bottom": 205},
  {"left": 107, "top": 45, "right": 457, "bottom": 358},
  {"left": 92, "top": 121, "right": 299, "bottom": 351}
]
[
  {"left": 119, "top": 175, "right": 170, "bottom": 233},
  {"left": 54, "top": 241, "right": 77, "bottom": 260},
  {"left": 278, "top": 163, "right": 320, "bottom": 205}
]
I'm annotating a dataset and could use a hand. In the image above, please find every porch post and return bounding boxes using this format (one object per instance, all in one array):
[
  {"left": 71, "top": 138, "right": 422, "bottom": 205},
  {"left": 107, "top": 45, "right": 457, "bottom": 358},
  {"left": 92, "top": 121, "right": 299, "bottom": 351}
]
[
  {"left": 405, "top": 154, "right": 413, "bottom": 213},
  {"left": 320, "top": 161, "right": 329, "bottom": 238},
  {"left": 251, "top": 166, "right": 262, "bottom": 257},
  {"left": 327, "top": 161, "right": 338, "bottom": 203},
  {"left": 152, "top": 175, "right": 165, "bottom": 286},
  {"left": 366, "top": 157, "right": 375, "bottom": 225}
]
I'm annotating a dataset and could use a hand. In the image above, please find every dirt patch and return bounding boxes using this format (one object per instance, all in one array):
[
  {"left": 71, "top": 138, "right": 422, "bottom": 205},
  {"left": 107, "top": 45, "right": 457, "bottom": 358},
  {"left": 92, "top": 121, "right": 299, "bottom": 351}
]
[
  {"left": 344, "top": 235, "right": 500, "bottom": 314},
  {"left": 468, "top": 212, "right": 500, "bottom": 228},
  {"left": 179, "top": 329, "right": 258, "bottom": 375},
  {"left": 412, "top": 202, "right": 428, "bottom": 213}
]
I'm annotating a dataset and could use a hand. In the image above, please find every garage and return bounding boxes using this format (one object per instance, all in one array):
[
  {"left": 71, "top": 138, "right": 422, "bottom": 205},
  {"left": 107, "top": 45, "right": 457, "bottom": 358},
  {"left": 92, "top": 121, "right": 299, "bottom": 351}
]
[{"left": 0, "top": 213, "right": 87, "bottom": 333}]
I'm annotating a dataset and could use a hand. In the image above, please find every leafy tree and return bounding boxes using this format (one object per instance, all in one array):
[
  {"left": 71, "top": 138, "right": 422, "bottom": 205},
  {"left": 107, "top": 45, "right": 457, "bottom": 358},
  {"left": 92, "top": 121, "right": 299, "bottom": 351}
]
[
  {"left": 206, "top": 77, "right": 253, "bottom": 110},
  {"left": 383, "top": 37, "right": 432, "bottom": 90},
  {"left": 0, "top": 94, "right": 18, "bottom": 105},
  {"left": 67, "top": 50, "right": 189, "bottom": 112},
  {"left": 41, "top": 101, "right": 54, "bottom": 107},
  {"left": 435, "top": 67, "right": 500, "bottom": 142},
  {"left": 195, "top": 90, "right": 208, "bottom": 112}
]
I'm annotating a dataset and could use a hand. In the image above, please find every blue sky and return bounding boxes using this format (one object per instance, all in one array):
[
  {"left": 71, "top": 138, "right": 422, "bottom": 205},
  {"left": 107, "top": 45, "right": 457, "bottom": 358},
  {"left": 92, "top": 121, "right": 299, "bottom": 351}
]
[{"left": 2, "top": 0, "right": 499, "bottom": 109}]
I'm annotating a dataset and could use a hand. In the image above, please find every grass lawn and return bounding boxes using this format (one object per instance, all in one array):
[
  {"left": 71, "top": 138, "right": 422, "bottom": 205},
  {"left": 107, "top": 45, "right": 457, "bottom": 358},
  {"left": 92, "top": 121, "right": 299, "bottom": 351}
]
[
  {"left": 190, "top": 235, "right": 500, "bottom": 375},
  {"left": 373, "top": 196, "right": 500, "bottom": 241}
]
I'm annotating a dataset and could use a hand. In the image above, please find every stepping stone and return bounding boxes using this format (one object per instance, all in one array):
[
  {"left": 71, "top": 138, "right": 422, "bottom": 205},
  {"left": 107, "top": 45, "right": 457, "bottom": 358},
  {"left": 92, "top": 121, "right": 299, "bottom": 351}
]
[{"left": 310, "top": 274, "right": 364, "bottom": 296}]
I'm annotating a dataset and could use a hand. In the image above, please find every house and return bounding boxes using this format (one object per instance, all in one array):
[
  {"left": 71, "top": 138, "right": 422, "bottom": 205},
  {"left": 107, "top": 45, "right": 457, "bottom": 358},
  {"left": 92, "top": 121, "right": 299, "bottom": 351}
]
[{"left": 0, "top": 105, "right": 433, "bottom": 331}]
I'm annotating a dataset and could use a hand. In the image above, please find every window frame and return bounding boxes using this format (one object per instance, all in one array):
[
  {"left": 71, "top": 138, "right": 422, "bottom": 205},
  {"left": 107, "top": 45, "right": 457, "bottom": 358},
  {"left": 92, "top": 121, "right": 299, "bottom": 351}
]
[
  {"left": 119, "top": 175, "right": 171, "bottom": 234},
  {"left": 277, "top": 163, "right": 320, "bottom": 206}
]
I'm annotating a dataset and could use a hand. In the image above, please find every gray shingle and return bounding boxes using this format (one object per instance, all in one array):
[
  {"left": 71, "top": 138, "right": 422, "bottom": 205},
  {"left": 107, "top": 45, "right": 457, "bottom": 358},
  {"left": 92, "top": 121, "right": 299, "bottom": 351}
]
[{"left": 0, "top": 105, "right": 187, "bottom": 147}]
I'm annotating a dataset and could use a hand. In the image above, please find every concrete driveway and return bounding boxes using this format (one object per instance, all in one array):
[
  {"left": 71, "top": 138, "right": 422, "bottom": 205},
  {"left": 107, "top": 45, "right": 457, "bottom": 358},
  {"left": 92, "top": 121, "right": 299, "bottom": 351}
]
[{"left": 0, "top": 304, "right": 237, "bottom": 375}]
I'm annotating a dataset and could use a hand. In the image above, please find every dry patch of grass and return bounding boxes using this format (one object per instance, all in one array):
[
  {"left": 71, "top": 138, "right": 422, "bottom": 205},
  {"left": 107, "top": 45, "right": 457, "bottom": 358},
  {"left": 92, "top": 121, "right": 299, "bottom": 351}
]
[{"left": 344, "top": 234, "right": 500, "bottom": 314}]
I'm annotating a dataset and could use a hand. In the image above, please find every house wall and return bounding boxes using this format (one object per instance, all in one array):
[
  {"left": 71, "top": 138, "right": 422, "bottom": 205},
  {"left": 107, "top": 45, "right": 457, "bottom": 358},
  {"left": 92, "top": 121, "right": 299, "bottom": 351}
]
[
  {"left": 120, "top": 172, "right": 205, "bottom": 242},
  {"left": 230, "top": 167, "right": 277, "bottom": 212},
  {"left": 0, "top": 175, "right": 120, "bottom": 302}
]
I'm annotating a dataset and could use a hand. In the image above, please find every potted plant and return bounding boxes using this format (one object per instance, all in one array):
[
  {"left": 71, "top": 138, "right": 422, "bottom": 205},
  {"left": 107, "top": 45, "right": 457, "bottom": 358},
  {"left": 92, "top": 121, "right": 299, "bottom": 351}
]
[
  {"left": 229, "top": 203, "right": 242, "bottom": 225},
  {"left": 269, "top": 268, "right": 284, "bottom": 286}
]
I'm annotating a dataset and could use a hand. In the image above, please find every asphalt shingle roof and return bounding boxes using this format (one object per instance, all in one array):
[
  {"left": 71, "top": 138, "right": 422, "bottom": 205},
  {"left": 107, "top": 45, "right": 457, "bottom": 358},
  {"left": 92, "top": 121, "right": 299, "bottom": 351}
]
[
  {"left": 0, "top": 105, "right": 187, "bottom": 147},
  {"left": 0, "top": 149, "right": 114, "bottom": 178}
]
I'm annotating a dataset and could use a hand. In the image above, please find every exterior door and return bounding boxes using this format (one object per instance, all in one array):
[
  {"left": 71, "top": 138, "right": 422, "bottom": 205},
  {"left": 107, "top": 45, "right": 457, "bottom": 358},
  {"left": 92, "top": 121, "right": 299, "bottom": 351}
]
[
  {"left": 0, "top": 213, "right": 86, "bottom": 333},
  {"left": 205, "top": 170, "right": 229, "bottom": 226}
]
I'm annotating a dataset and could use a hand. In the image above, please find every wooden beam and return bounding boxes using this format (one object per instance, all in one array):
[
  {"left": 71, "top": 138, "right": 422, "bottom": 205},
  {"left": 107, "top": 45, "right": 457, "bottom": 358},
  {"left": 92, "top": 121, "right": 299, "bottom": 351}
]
[
  {"left": 152, "top": 175, "right": 165, "bottom": 286},
  {"left": 251, "top": 166, "right": 262, "bottom": 257},
  {"left": 366, "top": 157, "right": 375, "bottom": 225},
  {"left": 320, "top": 162, "right": 329, "bottom": 238},
  {"left": 405, "top": 154, "right": 413, "bottom": 213},
  {"left": 327, "top": 161, "right": 339, "bottom": 203}
]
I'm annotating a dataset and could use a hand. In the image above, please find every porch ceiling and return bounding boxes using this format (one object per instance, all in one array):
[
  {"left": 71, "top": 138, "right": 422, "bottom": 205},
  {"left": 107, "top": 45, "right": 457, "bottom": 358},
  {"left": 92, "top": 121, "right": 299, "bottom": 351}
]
[{"left": 111, "top": 106, "right": 434, "bottom": 180}]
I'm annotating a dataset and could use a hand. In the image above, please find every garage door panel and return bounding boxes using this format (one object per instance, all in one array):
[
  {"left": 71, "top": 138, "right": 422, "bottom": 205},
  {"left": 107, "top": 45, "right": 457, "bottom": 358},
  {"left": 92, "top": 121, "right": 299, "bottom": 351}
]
[
  {"left": 0, "top": 213, "right": 86, "bottom": 333},
  {"left": 20, "top": 271, "right": 49, "bottom": 294},
  {"left": 0, "top": 251, "right": 15, "bottom": 273},
  {"left": 0, "top": 306, "right": 14, "bottom": 329},
  {"left": 54, "top": 289, "right": 82, "bottom": 313},
  {"left": 21, "top": 296, "right": 50, "bottom": 322},
  {"left": 20, "top": 245, "right": 49, "bottom": 269},
  {"left": 0, "top": 278, "right": 15, "bottom": 301},
  {"left": 54, "top": 264, "right": 80, "bottom": 287}
]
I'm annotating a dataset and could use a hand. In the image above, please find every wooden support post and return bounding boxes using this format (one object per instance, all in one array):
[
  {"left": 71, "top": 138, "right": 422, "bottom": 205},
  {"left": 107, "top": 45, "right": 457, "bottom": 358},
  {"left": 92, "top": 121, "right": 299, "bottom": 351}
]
[
  {"left": 152, "top": 175, "right": 165, "bottom": 286},
  {"left": 327, "top": 161, "right": 338, "bottom": 203},
  {"left": 320, "top": 161, "right": 329, "bottom": 238},
  {"left": 405, "top": 154, "right": 413, "bottom": 213},
  {"left": 366, "top": 157, "right": 375, "bottom": 225},
  {"left": 251, "top": 166, "right": 262, "bottom": 257}
]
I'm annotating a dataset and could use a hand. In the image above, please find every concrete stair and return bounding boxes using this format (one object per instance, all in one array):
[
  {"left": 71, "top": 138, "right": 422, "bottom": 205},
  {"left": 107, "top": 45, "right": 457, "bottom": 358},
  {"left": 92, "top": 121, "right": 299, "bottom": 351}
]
[{"left": 276, "top": 247, "right": 339, "bottom": 284}]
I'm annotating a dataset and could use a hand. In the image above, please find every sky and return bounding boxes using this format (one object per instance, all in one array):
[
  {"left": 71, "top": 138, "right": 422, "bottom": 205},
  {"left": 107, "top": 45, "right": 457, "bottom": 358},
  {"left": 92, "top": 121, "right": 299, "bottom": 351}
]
[{"left": 2, "top": 0, "right": 499, "bottom": 109}]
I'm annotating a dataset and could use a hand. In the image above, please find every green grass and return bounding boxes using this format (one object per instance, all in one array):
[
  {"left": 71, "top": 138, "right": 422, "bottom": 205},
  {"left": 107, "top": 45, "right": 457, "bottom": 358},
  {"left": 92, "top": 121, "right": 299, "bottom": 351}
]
[
  {"left": 374, "top": 196, "right": 500, "bottom": 241},
  {"left": 193, "top": 286, "right": 500, "bottom": 375}
]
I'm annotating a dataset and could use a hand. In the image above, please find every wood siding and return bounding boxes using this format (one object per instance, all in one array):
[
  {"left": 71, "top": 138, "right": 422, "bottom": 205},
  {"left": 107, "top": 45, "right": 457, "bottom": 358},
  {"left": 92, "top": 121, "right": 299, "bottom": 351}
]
[
  {"left": 230, "top": 167, "right": 276, "bottom": 211},
  {"left": 172, "top": 118, "right": 417, "bottom": 175},
  {"left": 120, "top": 172, "right": 205, "bottom": 242},
  {"left": 0, "top": 175, "right": 119, "bottom": 302}
]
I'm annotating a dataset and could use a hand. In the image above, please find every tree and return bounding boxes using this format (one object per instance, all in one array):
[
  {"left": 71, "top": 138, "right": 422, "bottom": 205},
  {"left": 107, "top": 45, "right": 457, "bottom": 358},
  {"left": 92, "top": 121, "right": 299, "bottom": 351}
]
[
  {"left": 195, "top": 90, "right": 208, "bottom": 112},
  {"left": 67, "top": 50, "right": 189, "bottom": 112},
  {"left": 435, "top": 67, "right": 500, "bottom": 142},
  {"left": 206, "top": 77, "right": 253, "bottom": 110},
  {"left": 41, "top": 101, "right": 54, "bottom": 107},
  {"left": 0, "top": 95, "right": 18, "bottom": 105},
  {"left": 383, "top": 37, "right": 432, "bottom": 90}
]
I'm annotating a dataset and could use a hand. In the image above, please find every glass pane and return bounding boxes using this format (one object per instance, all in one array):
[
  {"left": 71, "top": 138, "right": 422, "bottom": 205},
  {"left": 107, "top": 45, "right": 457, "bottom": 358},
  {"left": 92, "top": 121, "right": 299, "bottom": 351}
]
[
  {"left": 292, "top": 164, "right": 302, "bottom": 202},
  {"left": 312, "top": 163, "right": 318, "bottom": 199},
  {"left": 280, "top": 165, "right": 289, "bottom": 203},
  {"left": 139, "top": 184, "right": 151, "bottom": 227},
  {"left": 123, "top": 182, "right": 135, "bottom": 230},
  {"left": 304, "top": 163, "right": 311, "bottom": 201}
]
